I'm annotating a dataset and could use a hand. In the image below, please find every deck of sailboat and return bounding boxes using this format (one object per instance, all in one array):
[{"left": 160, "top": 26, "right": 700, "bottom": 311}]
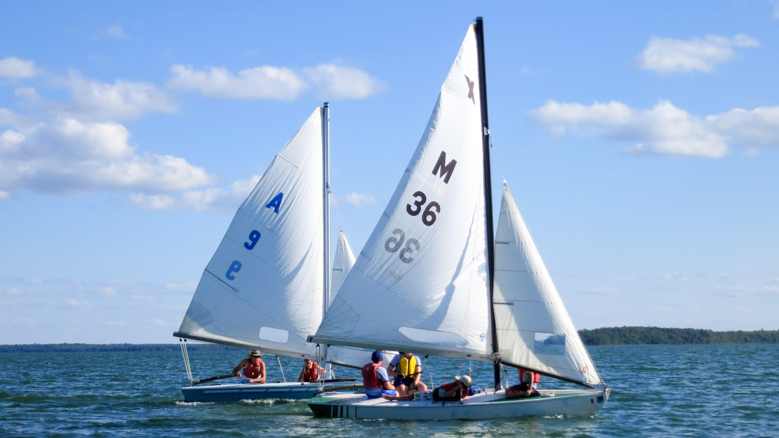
[
  {"left": 181, "top": 380, "right": 350, "bottom": 402},
  {"left": 308, "top": 388, "right": 609, "bottom": 420}
]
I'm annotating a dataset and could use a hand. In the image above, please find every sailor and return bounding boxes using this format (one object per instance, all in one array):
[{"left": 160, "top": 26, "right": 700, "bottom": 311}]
[
  {"left": 361, "top": 351, "right": 397, "bottom": 399},
  {"left": 506, "top": 370, "right": 540, "bottom": 399},
  {"left": 387, "top": 351, "right": 428, "bottom": 396},
  {"left": 298, "top": 358, "right": 325, "bottom": 382},
  {"left": 431, "top": 375, "right": 472, "bottom": 401},
  {"left": 232, "top": 350, "right": 266, "bottom": 384}
]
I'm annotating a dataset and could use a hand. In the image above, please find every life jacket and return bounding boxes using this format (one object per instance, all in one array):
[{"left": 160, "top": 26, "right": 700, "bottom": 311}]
[
  {"left": 361, "top": 362, "right": 381, "bottom": 389},
  {"left": 519, "top": 369, "right": 540, "bottom": 384},
  {"left": 399, "top": 355, "right": 418, "bottom": 377},
  {"left": 302, "top": 362, "right": 319, "bottom": 382},
  {"left": 244, "top": 361, "right": 262, "bottom": 379}
]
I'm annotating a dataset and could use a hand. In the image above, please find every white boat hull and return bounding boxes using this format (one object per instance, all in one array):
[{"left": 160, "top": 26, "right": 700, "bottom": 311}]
[
  {"left": 307, "top": 388, "right": 609, "bottom": 420},
  {"left": 181, "top": 381, "right": 348, "bottom": 402}
]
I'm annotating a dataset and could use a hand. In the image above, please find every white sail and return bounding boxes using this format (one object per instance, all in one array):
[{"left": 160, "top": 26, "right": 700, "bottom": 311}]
[
  {"left": 329, "top": 229, "right": 356, "bottom": 305},
  {"left": 312, "top": 25, "right": 492, "bottom": 359},
  {"left": 324, "top": 229, "right": 394, "bottom": 369},
  {"left": 176, "top": 108, "right": 325, "bottom": 359},
  {"left": 493, "top": 183, "right": 601, "bottom": 385}
]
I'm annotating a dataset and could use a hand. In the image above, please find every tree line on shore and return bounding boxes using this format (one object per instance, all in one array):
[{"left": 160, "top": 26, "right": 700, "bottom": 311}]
[
  {"left": 578, "top": 327, "right": 779, "bottom": 345},
  {"left": 2, "top": 327, "right": 778, "bottom": 352}
]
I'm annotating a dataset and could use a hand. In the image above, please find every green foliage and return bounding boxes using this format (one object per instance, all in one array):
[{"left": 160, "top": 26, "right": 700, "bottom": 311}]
[{"left": 578, "top": 327, "right": 779, "bottom": 346}]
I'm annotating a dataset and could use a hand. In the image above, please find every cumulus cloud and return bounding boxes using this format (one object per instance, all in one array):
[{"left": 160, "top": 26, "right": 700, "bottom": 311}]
[
  {"left": 583, "top": 287, "right": 620, "bottom": 295},
  {"left": 341, "top": 192, "right": 378, "bottom": 207},
  {"left": 167, "top": 65, "right": 307, "bottom": 100},
  {"left": 529, "top": 99, "right": 779, "bottom": 158},
  {"left": 58, "top": 72, "right": 178, "bottom": 120},
  {"left": 167, "top": 63, "right": 385, "bottom": 100},
  {"left": 0, "top": 57, "right": 38, "bottom": 79},
  {"left": 636, "top": 34, "right": 760, "bottom": 73},
  {"left": 130, "top": 174, "right": 260, "bottom": 211},
  {"left": 106, "top": 25, "right": 129, "bottom": 40},
  {"left": 304, "top": 64, "right": 386, "bottom": 99},
  {"left": 166, "top": 282, "right": 197, "bottom": 292},
  {"left": 0, "top": 111, "right": 216, "bottom": 196}
]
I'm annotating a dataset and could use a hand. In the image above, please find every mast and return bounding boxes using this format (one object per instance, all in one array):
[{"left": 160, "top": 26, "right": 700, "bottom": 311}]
[
  {"left": 474, "top": 16, "right": 501, "bottom": 390},
  {"left": 322, "top": 102, "right": 332, "bottom": 374}
]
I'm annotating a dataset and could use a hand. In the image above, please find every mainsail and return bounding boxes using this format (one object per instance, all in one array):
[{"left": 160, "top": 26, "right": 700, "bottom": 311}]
[
  {"left": 493, "top": 183, "right": 601, "bottom": 386},
  {"left": 175, "top": 108, "right": 325, "bottom": 358},
  {"left": 312, "top": 25, "right": 492, "bottom": 359}
]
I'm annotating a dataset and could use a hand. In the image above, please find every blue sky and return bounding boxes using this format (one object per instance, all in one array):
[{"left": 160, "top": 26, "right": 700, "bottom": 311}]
[{"left": 1, "top": 1, "right": 778, "bottom": 343}]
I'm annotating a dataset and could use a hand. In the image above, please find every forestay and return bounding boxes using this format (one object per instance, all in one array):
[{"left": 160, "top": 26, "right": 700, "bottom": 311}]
[
  {"left": 493, "top": 183, "right": 601, "bottom": 385},
  {"left": 176, "top": 108, "right": 325, "bottom": 358},
  {"left": 312, "top": 25, "right": 492, "bottom": 359}
]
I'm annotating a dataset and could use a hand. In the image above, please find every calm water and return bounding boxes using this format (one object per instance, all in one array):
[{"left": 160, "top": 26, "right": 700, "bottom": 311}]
[{"left": 1, "top": 344, "right": 777, "bottom": 437}]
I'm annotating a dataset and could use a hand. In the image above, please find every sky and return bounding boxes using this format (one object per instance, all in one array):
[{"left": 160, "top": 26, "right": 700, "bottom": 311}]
[{"left": 1, "top": 1, "right": 778, "bottom": 344}]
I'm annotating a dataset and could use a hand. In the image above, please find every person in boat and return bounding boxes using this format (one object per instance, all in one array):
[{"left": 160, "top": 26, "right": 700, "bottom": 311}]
[
  {"left": 432, "top": 375, "right": 472, "bottom": 401},
  {"left": 361, "top": 351, "right": 397, "bottom": 399},
  {"left": 298, "top": 358, "right": 325, "bottom": 382},
  {"left": 387, "top": 351, "right": 428, "bottom": 396},
  {"left": 232, "top": 350, "right": 266, "bottom": 384},
  {"left": 506, "top": 369, "right": 540, "bottom": 399}
]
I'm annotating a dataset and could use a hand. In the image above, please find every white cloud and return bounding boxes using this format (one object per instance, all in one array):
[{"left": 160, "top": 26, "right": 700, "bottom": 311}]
[
  {"left": 342, "top": 192, "right": 378, "bottom": 207},
  {"left": 0, "top": 57, "right": 37, "bottom": 79},
  {"left": 637, "top": 34, "right": 760, "bottom": 73},
  {"left": 60, "top": 72, "right": 178, "bottom": 121},
  {"left": 68, "top": 299, "right": 90, "bottom": 307},
  {"left": 530, "top": 99, "right": 779, "bottom": 158},
  {"left": 583, "top": 287, "right": 620, "bottom": 295},
  {"left": 106, "top": 25, "right": 129, "bottom": 40},
  {"left": 166, "top": 282, "right": 197, "bottom": 292},
  {"left": 167, "top": 63, "right": 384, "bottom": 101},
  {"left": 0, "top": 112, "right": 217, "bottom": 196},
  {"left": 304, "top": 64, "right": 386, "bottom": 100},
  {"left": 167, "top": 64, "right": 307, "bottom": 100},
  {"left": 130, "top": 174, "right": 260, "bottom": 211},
  {"left": 774, "top": 1, "right": 779, "bottom": 19}
]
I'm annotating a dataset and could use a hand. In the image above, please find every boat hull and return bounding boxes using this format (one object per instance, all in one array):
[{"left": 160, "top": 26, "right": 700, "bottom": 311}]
[
  {"left": 307, "top": 388, "right": 609, "bottom": 420},
  {"left": 181, "top": 381, "right": 343, "bottom": 402}
]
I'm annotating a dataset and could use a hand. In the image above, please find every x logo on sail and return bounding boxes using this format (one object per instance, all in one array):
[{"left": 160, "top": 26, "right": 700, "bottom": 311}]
[{"left": 465, "top": 75, "right": 475, "bottom": 104}]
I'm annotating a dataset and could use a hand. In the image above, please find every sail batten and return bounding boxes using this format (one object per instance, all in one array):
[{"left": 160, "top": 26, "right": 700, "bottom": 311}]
[{"left": 176, "top": 108, "right": 325, "bottom": 359}]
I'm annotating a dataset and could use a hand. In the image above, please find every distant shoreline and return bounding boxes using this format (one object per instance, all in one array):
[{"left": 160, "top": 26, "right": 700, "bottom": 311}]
[
  {"left": 1, "top": 327, "right": 778, "bottom": 352},
  {"left": 579, "top": 327, "right": 779, "bottom": 346}
]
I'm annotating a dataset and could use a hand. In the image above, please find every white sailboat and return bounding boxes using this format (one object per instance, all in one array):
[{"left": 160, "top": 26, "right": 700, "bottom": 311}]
[
  {"left": 307, "top": 18, "right": 609, "bottom": 419},
  {"left": 173, "top": 105, "right": 381, "bottom": 402}
]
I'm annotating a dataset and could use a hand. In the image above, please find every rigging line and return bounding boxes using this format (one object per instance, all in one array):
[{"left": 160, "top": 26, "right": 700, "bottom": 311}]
[
  {"left": 276, "top": 355, "right": 287, "bottom": 383},
  {"left": 179, "top": 338, "right": 193, "bottom": 384}
]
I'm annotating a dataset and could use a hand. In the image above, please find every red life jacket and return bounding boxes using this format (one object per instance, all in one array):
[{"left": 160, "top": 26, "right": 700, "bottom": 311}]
[
  {"left": 361, "top": 363, "right": 381, "bottom": 389},
  {"left": 519, "top": 369, "right": 540, "bottom": 384},
  {"left": 302, "top": 362, "right": 319, "bottom": 382},
  {"left": 244, "top": 361, "right": 262, "bottom": 379}
]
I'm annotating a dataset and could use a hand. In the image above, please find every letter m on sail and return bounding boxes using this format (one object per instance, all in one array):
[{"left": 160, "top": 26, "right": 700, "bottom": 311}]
[{"left": 431, "top": 151, "right": 457, "bottom": 184}]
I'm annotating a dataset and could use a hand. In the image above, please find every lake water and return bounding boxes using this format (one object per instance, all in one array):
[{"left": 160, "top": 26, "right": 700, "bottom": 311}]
[{"left": 1, "top": 343, "right": 777, "bottom": 437}]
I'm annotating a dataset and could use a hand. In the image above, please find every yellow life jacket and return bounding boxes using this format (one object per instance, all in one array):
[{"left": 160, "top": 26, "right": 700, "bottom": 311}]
[{"left": 399, "top": 355, "right": 418, "bottom": 377}]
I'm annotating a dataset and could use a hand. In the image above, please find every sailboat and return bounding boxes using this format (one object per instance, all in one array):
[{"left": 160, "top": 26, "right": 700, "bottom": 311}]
[
  {"left": 173, "top": 105, "right": 384, "bottom": 402},
  {"left": 307, "top": 18, "right": 609, "bottom": 419}
]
